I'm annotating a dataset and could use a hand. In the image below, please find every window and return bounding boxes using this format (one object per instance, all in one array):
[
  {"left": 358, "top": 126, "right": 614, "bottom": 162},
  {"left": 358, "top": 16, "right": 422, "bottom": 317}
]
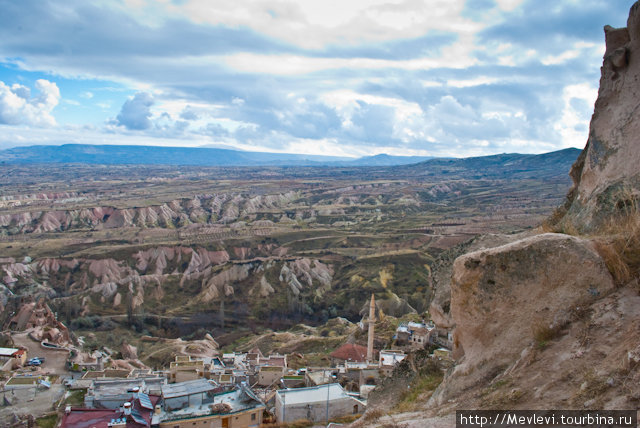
[
  {"left": 251, "top": 413, "right": 256, "bottom": 421},
  {"left": 222, "top": 417, "right": 229, "bottom": 428},
  {"left": 353, "top": 404, "right": 359, "bottom": 414}
]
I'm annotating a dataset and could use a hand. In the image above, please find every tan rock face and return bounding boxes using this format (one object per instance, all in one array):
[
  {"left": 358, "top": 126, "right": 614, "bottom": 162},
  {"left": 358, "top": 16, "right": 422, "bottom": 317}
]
[
  {"left": 450, "top": 234, "right": 614, "bottom": 365},
  {"left": 564, "top": 2, "right": 640, "bottom": 230},
  {"left": 431, "top": 234, "right": 615, "bottom": 405},
  {"left": 429, "top": 233, "right": 530, "bottom": 330}
]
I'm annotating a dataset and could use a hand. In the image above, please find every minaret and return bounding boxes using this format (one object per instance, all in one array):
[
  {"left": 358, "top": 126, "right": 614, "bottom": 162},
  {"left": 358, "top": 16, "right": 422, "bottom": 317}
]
[{"left": 367, "top": 294, "right": 375, "bottom": 363}]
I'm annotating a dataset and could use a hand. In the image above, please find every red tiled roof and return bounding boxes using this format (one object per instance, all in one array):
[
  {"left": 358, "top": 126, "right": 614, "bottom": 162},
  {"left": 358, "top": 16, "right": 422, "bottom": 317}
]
[
  {"left": 60, "top": 408, "right": 121, "bottom": 428},
  {"left": 330, "top": 343, "right": 368, "bottom": 362},
  {"left": 59, "top": 395, "right": 160, "bottom": 428}
]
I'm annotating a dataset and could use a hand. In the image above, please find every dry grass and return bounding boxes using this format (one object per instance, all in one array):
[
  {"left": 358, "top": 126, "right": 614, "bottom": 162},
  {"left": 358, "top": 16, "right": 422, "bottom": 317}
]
[
  {"left": 571, "top": 369, "right": 609, "bottom": 407},
  {"left": 481, "top": 388, "right": 525, "bottom": 409},
  {"left": 540, "top": 206, "right": 568, "bottom": 233},
  {"left": 358, "top": 408, "right": 385, "bottom": 424},
  {"left": 532, "top": 321, "right": 561, "bottom": 349},
  {"left": 592, "top": 191, "right": 640, "bottom": 285},
  {"left": 593, "top": 240, "right": 631, "bottom": 284}
]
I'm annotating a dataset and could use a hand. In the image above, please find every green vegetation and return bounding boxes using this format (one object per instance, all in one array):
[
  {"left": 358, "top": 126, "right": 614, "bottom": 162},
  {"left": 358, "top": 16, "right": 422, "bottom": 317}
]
[
  {"left": 64, "top": 389, "right": 86, "bottom": 406},
  {"left": 395, "top": 372, "right": 444, "bottom": 413},
  {"left": 35, "top": 414, "right": 59, "bottom": 428}
]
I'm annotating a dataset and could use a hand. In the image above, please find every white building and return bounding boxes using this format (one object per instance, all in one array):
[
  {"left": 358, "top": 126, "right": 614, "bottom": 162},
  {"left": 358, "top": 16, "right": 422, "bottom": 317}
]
[
  {"left": 275, "top": 383, "right": 365, "bottom": 424},
  {"left": 379, "top": 350, "right": 406, "bottom": 367}
]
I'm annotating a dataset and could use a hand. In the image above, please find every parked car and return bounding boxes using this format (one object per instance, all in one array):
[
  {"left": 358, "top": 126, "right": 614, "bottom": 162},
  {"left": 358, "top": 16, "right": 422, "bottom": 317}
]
[{"left": 26, "top": 358, "right": 42, "bottom": 366}]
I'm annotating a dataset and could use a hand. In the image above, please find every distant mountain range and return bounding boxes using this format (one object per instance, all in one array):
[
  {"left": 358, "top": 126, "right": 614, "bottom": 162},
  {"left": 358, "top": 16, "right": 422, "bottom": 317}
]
[
  {"left": 405, "top": 147, "right": 582, "bottom": 179},
  {"left": 0, "top": 144, "right": 581, "bottom": 173},
  {"left": 0, "top": 144, "right": 434, "bottom": 167}
]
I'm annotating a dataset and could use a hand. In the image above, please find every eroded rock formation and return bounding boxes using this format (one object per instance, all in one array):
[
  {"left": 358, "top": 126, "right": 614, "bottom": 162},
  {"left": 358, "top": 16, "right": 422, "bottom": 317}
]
[
  {"left": 562, "top": 3, "right": 640, "bottom": 231},
  {"left": 429, "top": 2, "right": 640, "bottom": 410}
]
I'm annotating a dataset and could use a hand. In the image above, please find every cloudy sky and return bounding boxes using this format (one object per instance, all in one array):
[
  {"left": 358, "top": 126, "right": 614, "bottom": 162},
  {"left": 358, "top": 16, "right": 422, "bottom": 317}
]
[{"left": 0, "top": 0, "right": 635, "bottom": 158}]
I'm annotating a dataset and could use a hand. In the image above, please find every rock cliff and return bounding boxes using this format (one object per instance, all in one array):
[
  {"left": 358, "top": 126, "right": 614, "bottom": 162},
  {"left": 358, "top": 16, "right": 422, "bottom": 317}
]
[
  {"left": 429, "top": 2, "right": 640, "bottom": 411},
  {"left": 562, "top": 2, "right": 640, "bottom": 231},
  {"left": 0, "top": 191, "right": 301, "bottom": 234}
]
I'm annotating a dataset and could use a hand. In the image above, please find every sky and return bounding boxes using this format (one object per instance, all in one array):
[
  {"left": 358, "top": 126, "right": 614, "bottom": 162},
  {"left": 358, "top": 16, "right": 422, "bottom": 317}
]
[{"left": 0, "top": 0, "right": 635, "bottom": 158}]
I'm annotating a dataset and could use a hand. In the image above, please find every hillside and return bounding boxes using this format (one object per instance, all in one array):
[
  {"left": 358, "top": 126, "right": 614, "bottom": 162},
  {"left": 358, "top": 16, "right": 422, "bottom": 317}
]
[
  {"left": 360, "top": 4, "right": 640, "bottom": 424},
  {"left": 0, "top": 143, "right": 577, "bottom": 170},
  {"left": 0, "top": 144, "right": 350, "bottom": 166},
  {"left": 0, "top": 147, "right": 576, "bottom": 363}
]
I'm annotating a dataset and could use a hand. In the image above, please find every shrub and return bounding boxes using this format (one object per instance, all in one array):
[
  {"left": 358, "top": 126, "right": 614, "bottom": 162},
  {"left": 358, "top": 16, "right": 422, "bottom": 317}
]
[{"left": 533, "top": 321, "right": 560, "bottom": 349}]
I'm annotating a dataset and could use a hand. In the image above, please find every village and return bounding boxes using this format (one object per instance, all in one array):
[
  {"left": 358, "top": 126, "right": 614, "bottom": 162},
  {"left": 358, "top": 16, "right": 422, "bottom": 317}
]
[{"left": 0, "top": 295, "right": 453, "bottom": 428}]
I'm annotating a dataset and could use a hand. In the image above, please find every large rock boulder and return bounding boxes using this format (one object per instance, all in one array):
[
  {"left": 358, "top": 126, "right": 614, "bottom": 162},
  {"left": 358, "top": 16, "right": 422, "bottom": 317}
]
[
  {"left": 433, "top": 234, "right": 614, "bottom": 404},
  {"left": 429, "top": 233, "right": 530, "bottom": 330}
]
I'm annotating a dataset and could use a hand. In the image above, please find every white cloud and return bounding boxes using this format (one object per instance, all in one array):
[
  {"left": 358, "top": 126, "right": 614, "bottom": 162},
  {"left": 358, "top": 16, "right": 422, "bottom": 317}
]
[
  {"left": 553, "top": 83, "right": 597, "bottom": 149},
  {"left": 222, "top": 50, "right": 478, "bottom": 75},
  {"left": 494, "top": 0, "right": 524, "bottom": 12},
  {"left": 160, "top": 0, "right": 481, "bottom": 49},
  {"left": 541, "top": 41, "right": 599, "bottom": 65},
  {"left": 0, "top": 79, "right": 60, "bottom": 127},
  {"left": 116, "top": 91, "right": 154, "bottom": 130},
  {"left": 447, "top": 77, "right": 499, "bottom": 88}
]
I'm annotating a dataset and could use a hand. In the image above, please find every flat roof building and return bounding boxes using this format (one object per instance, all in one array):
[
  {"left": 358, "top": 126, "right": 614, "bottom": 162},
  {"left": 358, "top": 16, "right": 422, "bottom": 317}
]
[
  {"left": 275, "top": 383, "right": 365, "bottom": 424},
  {"left": 153, "top": 384, "right": 264, "bottom": 428}
]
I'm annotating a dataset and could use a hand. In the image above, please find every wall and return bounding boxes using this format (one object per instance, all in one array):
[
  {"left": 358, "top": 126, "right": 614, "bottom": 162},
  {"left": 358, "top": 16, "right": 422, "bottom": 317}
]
[
  {"left": 275, "top": 395, "right": 363, "bottom": 424},
  {"left": 158, "top": 408, "right": 262, "bottom": 428}
]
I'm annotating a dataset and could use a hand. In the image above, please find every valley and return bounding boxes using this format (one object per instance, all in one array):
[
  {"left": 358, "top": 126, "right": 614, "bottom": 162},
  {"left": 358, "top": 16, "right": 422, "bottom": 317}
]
[{"left": 0, "top": 150, "right": 578, "bottom": 365}]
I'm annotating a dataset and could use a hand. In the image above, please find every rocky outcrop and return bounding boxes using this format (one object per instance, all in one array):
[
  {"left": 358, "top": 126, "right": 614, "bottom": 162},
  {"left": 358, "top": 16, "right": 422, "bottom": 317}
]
[
  {"left": 0, "top": 245, "right": 335, "bottom": 331},
  {"left": 428, "top": 3, "right": 640, "bottom": 411},
  {"left": 197, "top": 264, "right": 253, "bottom": 302},
  {"left": 562, "top": 3, "right": 640, "bottom": 231},
  {"left": 279, "top": 258, "right": 334, "bottom": 297},
  {"left": 8, "top": 298, "right": 71, "bottom": 346},
  {"left": 121, "top": 341, "right": 138, "bottom": 360},
  {"left": 0, "top": 191, "right": 304, "bottom": 235},
  {"left": 428, "top": 233, "right": 529, "bottom": 329},
  {"left": 436, "top": 234, "right": 614, "bottom": 402}
]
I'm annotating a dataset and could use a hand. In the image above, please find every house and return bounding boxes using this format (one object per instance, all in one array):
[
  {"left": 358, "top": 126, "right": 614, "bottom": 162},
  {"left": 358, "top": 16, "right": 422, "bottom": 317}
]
[
  {"left": 379, "top": 350, "right": 406, "bottom": 376},
  {"left": 169, "top": 355, "right": 205, "bottom": 383},
  {"left": 0, "top": 347, "right": 27, "bottom": 370},
  {"left": 246, "top": 348, "right": 263, "bottom": 367},
  {"left": 84, "top": 378, "right": 167, "bottom": 409},
  {"left": 379, "top": 350, "right": 406, "bottom": 367},
  {"left": 60, "top": 394, "right": 161, "bottom": 428},
  {"left": 305, "top": 369, "right": 337, "bottom": 387},
  {"left": 395, "top": 325, "right": 412, "bottom": 344},
  {"left": 153, "top": 384, "right": 264, "bottom": 428},
  {"left": 409, "top": 326, "right": 430, "bottom": 349},
  {"left": 161, "top": 378, "right": 221, "bottom": 412},
  {"left": 222, "top": 352, "right": 247, "bottom": 369},
  {"left": 275, "top": 383, "right": 365, "bottom": 424},
  {"left": 257, "top": 365, "right": 284, "bottom": 387},
  {"left": 395, "top": 322, "right": 436, "bottom": 349},
  {"left": 329, "top": 343, "right": 369, "bottom": 365},
  {"left": 81, "top": 369, "right": 131, "bottom": 380},
  {"left": 281, "top": 374, "right": 305, "bottom": 389},
  {"left": 258, "top": 353, "right": 286, "bottom": 368}
]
